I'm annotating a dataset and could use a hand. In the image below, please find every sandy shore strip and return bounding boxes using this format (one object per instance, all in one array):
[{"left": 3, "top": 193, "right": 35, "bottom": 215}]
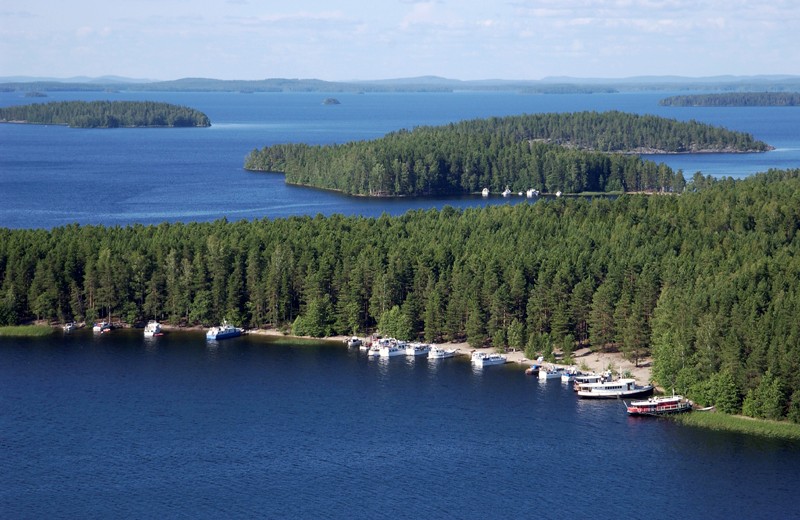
[{"left": 247, "top": 329, "right": 653, "bottom": 383}]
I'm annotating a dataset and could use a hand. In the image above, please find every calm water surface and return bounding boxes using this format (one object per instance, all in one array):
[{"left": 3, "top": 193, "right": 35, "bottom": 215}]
[
  {"left": 2, "top": 91, "right": 799, "bottom": 229},
  {"left": 1, "top": 332, "right": 798, "bottom": 519}
]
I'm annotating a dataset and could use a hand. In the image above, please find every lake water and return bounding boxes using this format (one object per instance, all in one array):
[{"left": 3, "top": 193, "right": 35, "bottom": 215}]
[
  {"left": 2, "top": 331, "right": 799, "bottom": 519},
  {"left": 1, "top": 90, "right": 799, "bottom": 229}
]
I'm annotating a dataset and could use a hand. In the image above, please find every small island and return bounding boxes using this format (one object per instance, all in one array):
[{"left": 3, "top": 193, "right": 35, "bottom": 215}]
[
  {"left": 322, "top": 97, "right": 341, "bottom": 105},
  {"left": 0, "top": 100, "right": 211, "bottom": 128},
  {"left": 660, "top": 92, "right": 800, "bottom": 107},
  {"left": 245, "top": 111, "right": 771, "bottom": 197}
]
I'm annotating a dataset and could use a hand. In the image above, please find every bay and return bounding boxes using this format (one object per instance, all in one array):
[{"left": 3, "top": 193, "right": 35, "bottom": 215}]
[
  {"left": 1, "top": 90, "right": 799, "bottom": 229},
  {"left": 1, "top": 331, "right": 798, "bottom": 519}
]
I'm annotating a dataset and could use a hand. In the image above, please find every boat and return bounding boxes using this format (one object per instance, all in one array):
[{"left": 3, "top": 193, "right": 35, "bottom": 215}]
[
  {"left": 143, "top": 320, "right": 163, "bottom": 338},
  {"left": 560, "top": 367, "right": 579, "bottom": 382},
  {"left": 525, "top": 364, "right": 540, "bottom": 376},
  {"left": 405, "top": 342, "right": 431, "bottom": 356},
  {"left": 555, "top": 191, "right": 562, "bottom": 197},
  {"left": 538, "top": 365, "right": 566, "bottom": 380},
  {"left": 345, "top": 336, "right": 362, "bottom": 348},
  {"left": 625, "top": 395, "right": 693, "bottom": 416},
  {"left": 502, "top": 186, "right": 512, "bottom": 197},
  {"left": 92, "top": 321, "right": 112, "bottom": 333},
  {"left": 526, "top": 188, "right": 540, "bottom": 198},
  {"left": 366, "top": 344, "right": 382, "bottom": 357},
  {"left": 428, "top": 346, "right": 457, "bottom": 359},
  {"left": 63, "top": 322, "right": 75, "bottom": 333},
  {"left": 577, "top": 378, "right": 654, "bottom": 399},
  {"left": 572, "top": 372, "right": 604, "bottom": 391},
  {"left": 380, "top": 341, "right": 406, "bottom": 358},
  {"left": 471, "top": 351, "right": 507, "bottom": 367},
  {"left": 481, "top": 187, "right": 490, "bottom": 197},
  {"left": 205, "top": 320, "right": 242, "bottom": 340}
]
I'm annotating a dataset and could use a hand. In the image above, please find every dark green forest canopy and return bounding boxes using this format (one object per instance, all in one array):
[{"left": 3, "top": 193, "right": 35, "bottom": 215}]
[
  {"left": 0, "top": 100, "right": 211, "bottom": 128},
  {"left": 244, "top": 111, "right": 770, "bottom": 196},
  {"left": 661, "top": 92, "right": 800, "bottom": 107},
  {"left": 2, "top": 169, "right": 800, "bottom": 421}
]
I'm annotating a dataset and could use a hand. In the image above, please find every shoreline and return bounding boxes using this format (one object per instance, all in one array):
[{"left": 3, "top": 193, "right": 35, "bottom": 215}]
[{"left": 248, "top": 329, "right": 653, "bottom": 384}]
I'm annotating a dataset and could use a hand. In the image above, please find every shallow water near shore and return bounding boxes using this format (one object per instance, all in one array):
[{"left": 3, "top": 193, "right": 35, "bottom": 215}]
[{"left": 1, "top": 330, "right": 798, "bottom": 518}]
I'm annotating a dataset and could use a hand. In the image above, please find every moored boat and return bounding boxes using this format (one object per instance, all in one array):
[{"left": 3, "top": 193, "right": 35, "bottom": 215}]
[
  {"left": 572, "top": 372, "right": 604, "bottom": 391},
  {"left": 538, "top": 365, "right": 566, "bottom": 380},
  {"left": 345, "top": 336, "right": 362, "bottom": 348},
  {"left": 63, "top": 322, "right": 75, "bottom": 333},
  {"left": 625, "top": 395, "right": 693, "bottom": 416},
  {"left": 405, "top": 342, "right": 431, "bottom": 356},
  {"left": 481, "top": 187, "right": 489, "bottom": 197},
  {"left": 471, "top": 351, "right": 507, "bottom": 367},
  {"left": 428, "top": 346, "right": 457, "bottom": 359},
  {"left": 502, "top": 186, "right": 512, "bottom": 197},
  {"left": 92, "top": 321, "right": 112, "bottom": 333},
  {"left": 206, "top": 320, "right": 242, "bottom": 340},
  {"left": 577, "top": 378, "right": 654, "bottom": 399},
  {"left": 143, "top": 320, "right": 163, "bottom": 338}
]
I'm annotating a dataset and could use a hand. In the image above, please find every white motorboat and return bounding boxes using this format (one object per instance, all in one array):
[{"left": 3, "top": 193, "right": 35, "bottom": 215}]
[
  {"left": 380, "top": 342, "right": 406, "bottom": 357},
  {"left": 577, "top": 378, "right": 654, "bottom": 399},
  {"left": 502, "top": 186, "right": 512, "bottom": 197},
  {"left": 481, "top": 187, "right": 489, "bottom": 197},
  {"left": 63, "top": 322, "right": 75, "bottom": 333},
  {"left": 143, "top": 320, "right": 162, "bottom": 338},
  {"left": 405, "top": 342, "right": 431, "bottom": 356},
  {"left": 471, "top": 351, "right": 507, "bottom": 367},
  {"left": 538, "top": 366, "right": 566, "bottom": 380},
  {"left": 428, "top": 346, "right": 457, "bottom": 359},
  {"left": 206, "top": 320, "right": 242, "bottom": 340},
  {"left": 345, "top": 336, "right": 362, "bottom": 348}
]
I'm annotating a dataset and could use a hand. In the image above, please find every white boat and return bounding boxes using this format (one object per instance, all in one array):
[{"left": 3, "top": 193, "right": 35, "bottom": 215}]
[
  {"left": 481, "top": 187, "right": 490, "bottom": 197},
  {"left": 63, "top": 322, "right": 75, "bottom": 333},
  {"left": 143, "top": 320, "right": 162, "bottom": 338},
  {"left": 560, "top": 367, "right": 579, "bottom": 382},
  {"left": 471, "top": 351, "right": 507, "bottom": 367},
  {"left": 502, "top": 186, "right": 512, "bottom": 197},
  {"left": 380, "top": 342, "right": 406, "bottom": 357},
  {"left": 555, "top": 191, "right": 562, "bottom": 197},
  {"left": 206, "top": 320, "right": 242, "bottom": 340},
  {"left": 573, "top": 372, "right": 604, "bottom": 391},
  {"left": 428, "top": 346, "right": 457, "bottom": 359},
  {"left": 538, "top": 365, "right": 566, "bottom": 380},
  {"left": 625, "top": 395, "right": 693, "bottom": 416},
  {"left": 526, "top": 188, "right": 540, "bottom": 198},
  {"left": 345, "top": 336, "right": 362, "bottom": 348},
  {"left": 577, "top": 378, "right": 654, "bottom": 399},
  {"left": 366, "top": 345, "right": 382, "bottom": 357},
  {"left": 405, "top": 342, "right": 431, "bottom": 356}
]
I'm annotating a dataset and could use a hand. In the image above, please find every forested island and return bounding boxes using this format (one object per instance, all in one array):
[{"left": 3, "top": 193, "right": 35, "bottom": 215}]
[
  {"left": 245, "top": 111, "right": 771, "bottom": 196},
  {"left": 661, "top": 92, "right": 800, "bottom": 107},
  {"left": 0, "top": 100, "right": 211, "bottom": 128},
  {"left": 1, "top": 168, "right": 799, "bottom": 421}
]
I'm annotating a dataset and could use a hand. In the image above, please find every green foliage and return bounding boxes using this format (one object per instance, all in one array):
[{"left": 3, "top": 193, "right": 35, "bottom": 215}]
[
  {"left": 742, "top": 371, "right": 785, "bottom": 420},
  {"left": 245, "top": 111, "right": 769, "bottom": 196},
  {"left": 0, "top": 100, "right": 210, "bottom": 128},
  {"left": 0, "top": 325, "right": 53, "bottom": 337},
  {"left": 377, "top": 305, "right": 413, "bottom": 340}
]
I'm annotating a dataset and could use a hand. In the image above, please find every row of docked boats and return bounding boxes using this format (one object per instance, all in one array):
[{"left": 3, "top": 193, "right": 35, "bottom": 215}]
[
  {"left": 531, "top": 361, "right": 694, "bottom": 416},
  {"left": 357, "top": 337, "right": 459, "bottom": 360}
]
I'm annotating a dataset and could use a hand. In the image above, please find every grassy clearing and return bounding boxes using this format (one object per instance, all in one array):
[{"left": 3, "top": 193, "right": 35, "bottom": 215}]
[
  {"left": 0, "top": 325, "right": 55, "bottom": 337},
  {"left": 674, "top": 411, "right": 800, "bottom": 441}
]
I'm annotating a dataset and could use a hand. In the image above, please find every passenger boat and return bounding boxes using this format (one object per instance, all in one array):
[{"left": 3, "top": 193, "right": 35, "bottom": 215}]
[
  {"left": 577, "top": 378, "right": 654, "bottom": 399},
  {"left": 428, "top": 346, "right": 457, "bottom": 359},
  {"left": 405, "top": 342, "right": 431, "bottom": 356},
  {"left": 471, "top": 352, "right": 507, "bottom": 367},
  {"left": 345, "top": 336, "right": 362, "bottom": 348},
  {"left": 625, "top": 395, "right": 693, "bottom": 416},
  {"left": 205, "top": 320, "right": 242, "bottom": 341},
  {"left": 572, "top": 372, "right": 604, "bottom": 391},
  {"left": 143, "top": 320, "right": 163, "bottom": 338}
]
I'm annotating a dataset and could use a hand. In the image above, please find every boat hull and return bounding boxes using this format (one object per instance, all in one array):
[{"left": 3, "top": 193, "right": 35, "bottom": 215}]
[{"left": 578, "top": 386, "right": 654, "bottom": 399}]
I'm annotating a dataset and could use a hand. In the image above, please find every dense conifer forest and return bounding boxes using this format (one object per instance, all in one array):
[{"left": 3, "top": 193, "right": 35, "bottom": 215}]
[
  {"left": 0, "top": 100, "right": 211, "bottom": 128},
  {"left": 660, "top": 92, "right": 800, "bottom": 107},
  {"left": 1, "top": 168, "right": 799, "bottom": 421},
  {"left": 245, "top": 111, "right": 769, "bottom": 196}
]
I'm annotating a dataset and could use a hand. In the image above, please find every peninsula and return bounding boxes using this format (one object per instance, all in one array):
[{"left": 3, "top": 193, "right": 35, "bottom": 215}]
[
  {"left": 0, "top": 100, "right": 211, "bottom": 128},
  {"left": 660, "top": 92, "right": 800, "bottom": 107},
  {"left": 244, "top": 111, "right": 771, "bottom": 197}
]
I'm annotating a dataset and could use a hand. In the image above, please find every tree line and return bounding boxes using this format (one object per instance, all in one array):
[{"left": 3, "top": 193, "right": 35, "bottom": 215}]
[
  {"left": 1, "top": 169, "right": 799, "bottom": 420},
  {"left": 0, "top": 100, "right": 211, "bottom": 128},
  {"left": 245, "top": 111, "right": 769, "bottom": 196},
  {"left": 660, "top": 92, "right": 800, "bottom": 107}
]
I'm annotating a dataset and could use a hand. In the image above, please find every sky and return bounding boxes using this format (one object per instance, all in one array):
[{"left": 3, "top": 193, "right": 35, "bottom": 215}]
[{"left": 1, "top": 0, "right": 799, "bottom": 81}]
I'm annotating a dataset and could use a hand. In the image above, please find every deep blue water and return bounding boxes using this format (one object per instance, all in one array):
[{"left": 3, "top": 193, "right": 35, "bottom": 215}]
[
  {"left": 2, "top": 331, "right": 798, "bottom": 519},
  {"left": 1, "top": 90, "right": 799, "bottom": 229}
]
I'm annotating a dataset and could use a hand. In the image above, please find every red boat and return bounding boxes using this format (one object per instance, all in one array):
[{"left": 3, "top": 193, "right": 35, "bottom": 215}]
[{"left": 625, "top": 395, "right": 693, "bottom": 416}]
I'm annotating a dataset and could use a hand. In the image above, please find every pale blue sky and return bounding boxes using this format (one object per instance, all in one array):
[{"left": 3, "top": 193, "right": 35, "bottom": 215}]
[{"left": 1, "top": 0, "right": 798, "bottom": 81}]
